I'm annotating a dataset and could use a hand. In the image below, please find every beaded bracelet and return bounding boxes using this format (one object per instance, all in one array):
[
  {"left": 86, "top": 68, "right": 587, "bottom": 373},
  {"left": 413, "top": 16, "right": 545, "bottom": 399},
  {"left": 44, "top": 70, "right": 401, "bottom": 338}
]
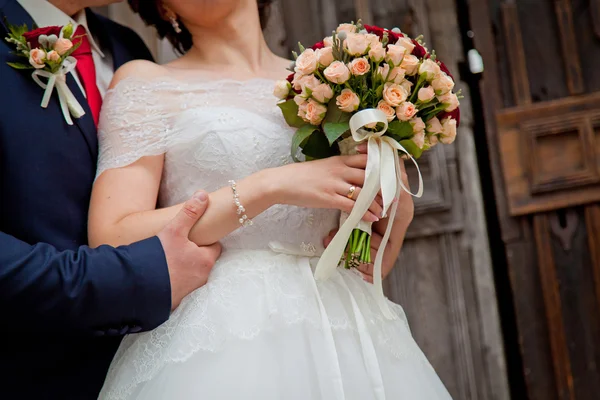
[{"left": 228, "top": 180, "right": 253, "bottom": 227}]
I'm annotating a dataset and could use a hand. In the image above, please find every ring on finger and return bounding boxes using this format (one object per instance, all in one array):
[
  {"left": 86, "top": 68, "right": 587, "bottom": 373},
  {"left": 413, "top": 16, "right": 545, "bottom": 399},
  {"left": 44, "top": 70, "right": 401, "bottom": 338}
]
[{"left": 347, "top": 185, "right": 357, "bottom": 199}]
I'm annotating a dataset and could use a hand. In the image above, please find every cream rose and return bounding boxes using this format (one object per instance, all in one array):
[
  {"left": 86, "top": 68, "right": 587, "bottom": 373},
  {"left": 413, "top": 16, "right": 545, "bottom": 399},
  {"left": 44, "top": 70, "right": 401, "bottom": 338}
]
[
  {"left": 438, "top": 92, "right": 460, "bottom": 112},
  {"left": 324, "top": 61, "right": 351, "bottom": 84},
  {"left": 400, "top": 55, "right": 419, "bottom": 76},
  {"left": 426, "top": 117, "right": 443, "bottom": 134},
  {"left": 411, "top": 130, "right": 425, "bottom": 149},
  {"left": 349, "top": 57, "right": 371, "bottom": 76},
  {"left": 382, "top": 83, "right": 409, "bottom": 107},
  {"left": 432, "top": 72, "right": 455, "bottom": 95},
  {"left": 396, "top": 102, "right": 418, "bottom": 121},
  {"left": 336, "top": 88, "right": 360, "bottom": 113},
  {"left": 418, "top": 86, "right": 436, "bottom": 102},
  {"left": 344, "top": 33, "right": 370, "bottom": 56},
  {"left": 419, "top": 58, "right": 441, "bottom": 80},
  {"left": 299, "top": 75, "right": 321, "bottom": 95},
  {"left": 273, "top": 80, "right": 292, "bottom": 100},
  {"left": 378, "top": 63, "right": 390, "bottom": 80},
  {"left": 46, "top": 50, "right": 60, "bottom": 62},
  {"left": 304, "top": 99, "right": 328, "bottom": 125},
  {"left": 377, "top": 100, "right": 396, "bottom": 122},
  {"left": 323, "top": 36, "right": 334, "bottom": 47},
  {"left": 395, "top": 36, "right": 415, "bottom": 54},
  {"left": 425, "top": 134, "right": 439, "bottom": 149},
  {"left": 53, "top": 38, "right": 73, "bottom": 56},
  {"left": 400, "top": 79, "right": 414, "bottom": 93},
  {"left": 29, "top": 48, "right": 46, "bottom": 69},
  {"left": 410, "top": 117, "right": 426, "bottom": 133},
  {"left": 294, "top": 94, "right": 307, "bottom": 107},
  {"left": 440, "top": 117, "right": 457, "bottom": 144},
  {"left": 388, "top": 67, "right": 406, "bottom": 83},
  {"left": 316, "top": 47, "right": 334, "bottom": 67},
  {"left": 337, "top": 23, "right": 357, "bottom": 33},
  {"left": 295, "top": 49, "right": 318, "bottom": 75},
  {"left": 311, "top": 83, "right": 334, "bottom": 103},
  {"left": 368, "top": 42, "right": 386, "bottom": 62},
  {"left": 385, "top": 44, "right": 407, "bottom": 66}
]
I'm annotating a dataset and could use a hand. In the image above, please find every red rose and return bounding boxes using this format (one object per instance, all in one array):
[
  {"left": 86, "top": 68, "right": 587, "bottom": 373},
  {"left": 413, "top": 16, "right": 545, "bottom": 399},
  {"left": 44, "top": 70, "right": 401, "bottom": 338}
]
[
  {"left": 364, "top": 25, "right": 385, "bottom": 39},
  {"left": 311, "top": 41, "right": 324, "bottom": 50},
  {"left": 411, "top": 41, "right": 427, "bottom": 58},
  {"left": 23, "top": 26, "right": 63, "bottom": 49},
  {"left": 286, "top": 73, "right": 294, "bottom": 83}
]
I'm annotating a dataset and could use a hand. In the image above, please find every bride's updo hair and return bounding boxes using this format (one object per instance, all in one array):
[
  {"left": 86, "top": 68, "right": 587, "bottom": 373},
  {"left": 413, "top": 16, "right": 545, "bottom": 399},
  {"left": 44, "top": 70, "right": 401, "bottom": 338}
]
[{"left": 128, "top": 0, "right": 275, "bottom": 54}]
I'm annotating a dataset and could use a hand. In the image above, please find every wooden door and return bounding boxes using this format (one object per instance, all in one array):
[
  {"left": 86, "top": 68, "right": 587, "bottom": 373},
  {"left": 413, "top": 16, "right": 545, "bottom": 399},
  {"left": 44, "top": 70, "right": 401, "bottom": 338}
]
[
  {"left": 467, "top": 0, "right": 600, "bottom": 399},
  {"left": 268, "top": 1, "right": 510, "bottom": 399}
]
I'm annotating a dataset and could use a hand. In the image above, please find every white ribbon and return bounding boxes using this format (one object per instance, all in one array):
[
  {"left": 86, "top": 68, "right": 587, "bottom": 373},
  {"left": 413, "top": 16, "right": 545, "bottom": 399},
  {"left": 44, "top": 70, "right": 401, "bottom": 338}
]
[
  {"left": 31, "top": 56, "right": 86, "bottom": 125},
  {"left": 314, "top": 109, "right": 423, "bottom": 319}
]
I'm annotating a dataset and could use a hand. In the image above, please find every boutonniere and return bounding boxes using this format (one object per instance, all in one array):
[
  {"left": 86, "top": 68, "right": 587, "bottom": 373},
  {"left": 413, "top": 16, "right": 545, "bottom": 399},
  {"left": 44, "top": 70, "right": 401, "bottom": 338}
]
[{"left": 5, "top": 21, "right": 86, "bottom": 125}]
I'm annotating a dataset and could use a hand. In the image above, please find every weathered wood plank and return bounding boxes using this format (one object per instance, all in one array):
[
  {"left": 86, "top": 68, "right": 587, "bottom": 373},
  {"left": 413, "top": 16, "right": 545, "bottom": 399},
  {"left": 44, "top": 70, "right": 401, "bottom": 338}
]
[{"left": 554, "top": 0, "right": 584, "bottom": 95}]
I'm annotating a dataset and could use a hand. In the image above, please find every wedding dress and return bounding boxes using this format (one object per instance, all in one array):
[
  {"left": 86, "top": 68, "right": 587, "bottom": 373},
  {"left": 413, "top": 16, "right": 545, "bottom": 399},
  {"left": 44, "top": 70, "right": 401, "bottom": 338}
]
[{"left": 96, "top": 76, "right": 453, "bottom": 400}]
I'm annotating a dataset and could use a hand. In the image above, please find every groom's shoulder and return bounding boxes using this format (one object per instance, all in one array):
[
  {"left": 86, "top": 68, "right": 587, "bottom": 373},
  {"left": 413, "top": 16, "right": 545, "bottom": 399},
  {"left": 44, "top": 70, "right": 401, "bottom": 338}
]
[{"left": 90, "top": 11, "right": 153, "bottom": 62}]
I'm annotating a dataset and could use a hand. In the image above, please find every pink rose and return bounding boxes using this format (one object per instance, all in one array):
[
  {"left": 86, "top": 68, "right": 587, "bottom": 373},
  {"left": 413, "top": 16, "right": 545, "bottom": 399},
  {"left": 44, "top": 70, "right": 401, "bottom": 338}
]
[
  {"left": 426, "top": 117, "right": 443, "bottom": 134},
  {"left": 400, "top": 55, "right": 419, "bottom": 76},
  {"left": 311, "top": 83, "right": 334, "bottom": 103},
  {"left": 438, "top": 92, "right": 460, "bottom": 112},
  {"left": 337, "top": 23, "right": 357, "bottom": 33},
  {"left": 324, "top": 61, "right": 351, "bottom": 84},
  {"left": 440, "top": 117, "right": 457, "bottom": 144},
  {"left": 411, "top": 130, "right": 425, "bottom": 149},
  {"left": 396, "top": 36, "right": 416, "bottom": 54},
  {"left": 46, "top": 50, "right": 60, "bottom": 62},
  {"left": 294, "top": 95, "right": 307, "bottom": 106},
  {"left": 388, "top": 67, "right": 406, "bottom": 83},
  {"left": 400, "top": 79, "right": 413, "bottom": 94},
  {"left": 418, "top": 86, "right": 436, "bottom": 102},
  {"left": 396, "top": 102, "right": 417, "bottom": 121},
  {"left": 273, "top": 80, "right": 292, "bottom": 99},
  {"left": 323, "top": 36, "right": 334, "bottom": 47},
  {"left": 53, "top": 38, "right": 73, "bottom": 56},
  {"left": 432, "top": 72, "right": 455, "bottom": 95},
  {"left": 344, "top": 33, "right": 370, "bottom": 56},
  {"left": 378, "top": 63, "right": 390, "bottom": 80},
  {"left": 336, "top": 88, "right": 360, "bottom": 112},
  {"left": 377, "top": 100, "right": 396, "bottom": 122},
  {"left": 383, "top": 83, "right": 409, "bottom": 107},
  {"left": 316, "top": 47, "right": 334, "bottom": 67},
  {"left": 410, "top": 117, "right": 426, "bottom": 133},
  {"left": 385, "top": 44, "right": 407, "bottom": 66},
  {"left": 293, "top": 73, "right": 318, "bottom": 91},
  {"left": 368, "top": 42, "right": 386, "bottom": 62},
  {"left": 29, "top": 48, "right": 46, "bottom": 69},
  {"left": 299, "top": 75, "right": 321, "bottom": 97},
  {"left": 365, "top": 33, "right": 381, "bottom": 48},
  {"left": 419, "top": 59, "right": 441, "bottom": 80},
  {"left": 349, "top": 57, "right": 371, "bottom": 76},
  {"left": 295, "top": 49, "right": 318, "bottom": 75},
  {"left": 304, "top": 99, "right": 328, "bottom": 125},
  {"left": 425, "top": 134, "right": 439, "bottom": 149}
]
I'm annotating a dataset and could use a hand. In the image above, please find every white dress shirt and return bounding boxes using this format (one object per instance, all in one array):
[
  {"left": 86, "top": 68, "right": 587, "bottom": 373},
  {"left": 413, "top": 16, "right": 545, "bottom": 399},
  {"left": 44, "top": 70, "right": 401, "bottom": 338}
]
[{"left": 17, "top": 0, "right": 114, "bottom": 97}]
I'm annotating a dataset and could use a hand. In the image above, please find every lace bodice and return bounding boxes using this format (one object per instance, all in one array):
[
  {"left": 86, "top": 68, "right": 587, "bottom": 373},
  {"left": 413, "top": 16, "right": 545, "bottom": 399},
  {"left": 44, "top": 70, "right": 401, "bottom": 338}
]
[{"left": 97, "top": 77, "right": 338, "bottom": 251}]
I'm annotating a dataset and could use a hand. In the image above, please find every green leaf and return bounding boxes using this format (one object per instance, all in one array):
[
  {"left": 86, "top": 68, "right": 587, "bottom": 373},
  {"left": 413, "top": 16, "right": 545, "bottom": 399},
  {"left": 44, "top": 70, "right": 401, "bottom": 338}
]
[
  {"left": 277, "top": 99, "right": 305, "bottom": 129},
  {"left": 386, "top": 121, "right": 414, "bottom": 141},
  {"left": 323, "top": 121, "right": 350, "bottom": 145},
  {"left": 399, "top": 139, "right": 424, "bottom": 159},
  {"left": 6, "top": 62, "right": 33, "bottom": 70},
  {"left": 302, "top": 130, "right": 338, "bottom": 160},
  {"left": 323, "top": 98, "right": 351, "bottom": 124},
  {"left": 291, "top": 124, "right": 318, "bottom": 162}
]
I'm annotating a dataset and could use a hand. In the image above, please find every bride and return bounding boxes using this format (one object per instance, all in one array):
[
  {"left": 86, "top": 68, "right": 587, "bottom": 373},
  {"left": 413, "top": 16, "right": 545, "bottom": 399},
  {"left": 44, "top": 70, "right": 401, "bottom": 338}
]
[{"left": 90, "top": 0, "right": 453, "bottom": 399}]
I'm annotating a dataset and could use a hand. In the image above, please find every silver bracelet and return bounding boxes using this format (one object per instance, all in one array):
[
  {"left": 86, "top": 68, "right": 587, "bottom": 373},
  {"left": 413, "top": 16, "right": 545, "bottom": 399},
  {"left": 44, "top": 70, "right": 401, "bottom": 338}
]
[{"left": 229, "top": 180, "right": 253, "bottom": 227}]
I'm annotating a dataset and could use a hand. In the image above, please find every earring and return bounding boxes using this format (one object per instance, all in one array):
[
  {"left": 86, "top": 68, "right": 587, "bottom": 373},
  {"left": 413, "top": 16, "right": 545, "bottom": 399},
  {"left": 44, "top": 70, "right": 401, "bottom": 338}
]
[{"left": 169, "top": 16, "right": 182, "bottom": 34}]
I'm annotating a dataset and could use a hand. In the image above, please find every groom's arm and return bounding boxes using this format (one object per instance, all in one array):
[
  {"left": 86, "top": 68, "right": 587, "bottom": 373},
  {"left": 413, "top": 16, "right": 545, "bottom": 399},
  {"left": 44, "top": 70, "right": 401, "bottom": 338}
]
[{"left": 0, "top": 231, "right": 171, "bottom": 336}]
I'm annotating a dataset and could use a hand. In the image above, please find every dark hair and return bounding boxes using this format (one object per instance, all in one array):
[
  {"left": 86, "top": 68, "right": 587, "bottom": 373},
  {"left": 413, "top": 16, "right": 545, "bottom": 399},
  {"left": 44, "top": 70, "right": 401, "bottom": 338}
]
[{"left": 128, "top": 0, "right": 275, "bottom": 54}]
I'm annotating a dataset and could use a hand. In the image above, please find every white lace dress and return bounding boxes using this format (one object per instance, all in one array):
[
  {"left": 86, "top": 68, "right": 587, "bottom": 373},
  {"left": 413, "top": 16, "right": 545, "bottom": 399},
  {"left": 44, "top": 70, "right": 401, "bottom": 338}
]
[{"left": 96, "top": 76, "right": 453, "bottom": 400}]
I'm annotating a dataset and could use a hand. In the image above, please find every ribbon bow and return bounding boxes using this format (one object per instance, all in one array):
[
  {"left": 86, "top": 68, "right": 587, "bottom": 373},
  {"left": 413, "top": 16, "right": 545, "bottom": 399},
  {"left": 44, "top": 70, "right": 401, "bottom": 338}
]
[
  {"left": 31, "top": 56, "right": 86, "bottom": 125},
  {"left": 314, "top": 109, "right": 423, "bottom": 319}
]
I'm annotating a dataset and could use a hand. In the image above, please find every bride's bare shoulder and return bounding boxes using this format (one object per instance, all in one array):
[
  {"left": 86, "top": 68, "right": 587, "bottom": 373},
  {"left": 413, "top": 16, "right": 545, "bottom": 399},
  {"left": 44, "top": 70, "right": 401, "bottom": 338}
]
[{"left": 109, "top": 60, "right": 169, "bottom": 90}]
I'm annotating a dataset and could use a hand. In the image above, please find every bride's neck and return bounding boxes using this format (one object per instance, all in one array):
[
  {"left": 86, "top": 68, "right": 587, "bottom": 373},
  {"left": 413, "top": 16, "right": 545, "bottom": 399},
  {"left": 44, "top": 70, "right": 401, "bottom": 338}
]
[{"left": 183, "top": 5, "right": 274, "bottom": 73}]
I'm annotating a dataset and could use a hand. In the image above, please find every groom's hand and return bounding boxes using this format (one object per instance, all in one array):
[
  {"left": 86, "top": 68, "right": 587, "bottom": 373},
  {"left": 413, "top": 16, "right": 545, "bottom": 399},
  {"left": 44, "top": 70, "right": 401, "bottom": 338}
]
[{"left": 158, "top": 191, "right": 222, "bottom": 310}]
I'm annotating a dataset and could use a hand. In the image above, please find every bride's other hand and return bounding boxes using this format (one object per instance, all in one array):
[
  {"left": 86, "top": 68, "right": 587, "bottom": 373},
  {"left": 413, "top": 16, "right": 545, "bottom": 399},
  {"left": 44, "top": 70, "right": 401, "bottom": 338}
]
[{"left": 270, "top": 154, "right": 383, "bottom": 222}]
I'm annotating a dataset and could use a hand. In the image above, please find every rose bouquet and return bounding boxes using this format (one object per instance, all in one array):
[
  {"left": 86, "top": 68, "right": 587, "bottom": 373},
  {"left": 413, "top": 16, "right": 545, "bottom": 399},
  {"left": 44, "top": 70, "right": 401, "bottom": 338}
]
[
  {"left": 5, "top": 21, "right": 86, "bottom": 124},
  {"left": 274, "top": 21, "right": 461, "bottom": 316}
]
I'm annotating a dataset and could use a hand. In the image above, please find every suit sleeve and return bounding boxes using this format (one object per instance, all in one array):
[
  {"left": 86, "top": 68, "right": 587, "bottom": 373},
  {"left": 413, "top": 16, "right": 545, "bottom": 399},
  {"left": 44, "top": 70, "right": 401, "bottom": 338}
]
[{"left": 0, "top": 231, "right": 171, "bottom": 336}]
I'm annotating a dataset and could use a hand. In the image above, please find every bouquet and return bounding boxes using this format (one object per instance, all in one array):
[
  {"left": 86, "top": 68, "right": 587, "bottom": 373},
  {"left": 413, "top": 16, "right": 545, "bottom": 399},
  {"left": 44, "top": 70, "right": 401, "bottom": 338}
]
[
  {"left": 5, "top": 21, "right": 86, "bottom": 125},
  {"left": 274, "top": 21, "right": 461, "bottom": 317}
]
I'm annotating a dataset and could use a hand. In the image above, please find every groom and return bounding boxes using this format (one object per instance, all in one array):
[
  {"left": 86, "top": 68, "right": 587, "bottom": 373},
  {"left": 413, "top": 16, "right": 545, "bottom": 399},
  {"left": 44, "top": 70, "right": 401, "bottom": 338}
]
[{"left": 0, "top": 0, "right": 221, "bottom": 399}]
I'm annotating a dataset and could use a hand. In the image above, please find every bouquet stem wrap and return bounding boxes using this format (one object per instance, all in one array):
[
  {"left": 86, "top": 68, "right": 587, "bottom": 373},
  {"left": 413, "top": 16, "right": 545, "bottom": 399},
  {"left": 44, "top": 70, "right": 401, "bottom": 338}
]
[
  {"left": 31, "top": 56, "right": 85, "bottom": 125},
  {"left": 314, "top": 109, "right": 423, "bottom": 319}
]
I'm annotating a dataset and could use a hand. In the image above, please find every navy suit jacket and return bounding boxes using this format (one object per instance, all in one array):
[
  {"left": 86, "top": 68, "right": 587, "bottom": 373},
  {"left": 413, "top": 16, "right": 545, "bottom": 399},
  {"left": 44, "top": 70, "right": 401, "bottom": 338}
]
[{"left": 0, "top": 1, "right": 172, "bottom": 398}]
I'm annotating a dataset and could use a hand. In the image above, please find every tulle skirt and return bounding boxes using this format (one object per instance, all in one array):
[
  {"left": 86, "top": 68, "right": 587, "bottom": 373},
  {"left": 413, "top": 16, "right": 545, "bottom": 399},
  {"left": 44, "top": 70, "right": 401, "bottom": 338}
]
[{"left": 99, "top": 249, "right": 453, "bottom": 400}]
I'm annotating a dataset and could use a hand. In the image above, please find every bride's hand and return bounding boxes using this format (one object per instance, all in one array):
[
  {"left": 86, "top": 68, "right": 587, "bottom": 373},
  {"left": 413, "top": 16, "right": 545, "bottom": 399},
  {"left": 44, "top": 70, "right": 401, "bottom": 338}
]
[{"left": 270, "top": 154, "right": 383, "bottom": 222}]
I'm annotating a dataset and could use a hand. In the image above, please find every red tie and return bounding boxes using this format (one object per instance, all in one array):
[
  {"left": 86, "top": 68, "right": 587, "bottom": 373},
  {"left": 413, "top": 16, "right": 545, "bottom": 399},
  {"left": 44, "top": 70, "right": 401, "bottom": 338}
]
[{"left": 72, "top": 26, "right": 103, "bottom": 126}]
